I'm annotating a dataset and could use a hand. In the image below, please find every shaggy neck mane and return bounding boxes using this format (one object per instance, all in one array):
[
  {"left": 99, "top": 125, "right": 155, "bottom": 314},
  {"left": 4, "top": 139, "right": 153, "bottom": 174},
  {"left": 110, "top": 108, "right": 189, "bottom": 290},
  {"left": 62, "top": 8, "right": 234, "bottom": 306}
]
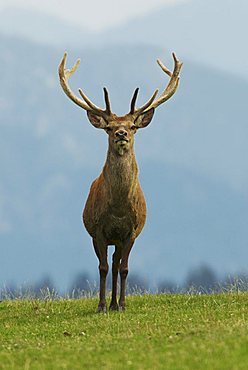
[{"left": 103, "top": 148, "right": 139, "bottom": 202}]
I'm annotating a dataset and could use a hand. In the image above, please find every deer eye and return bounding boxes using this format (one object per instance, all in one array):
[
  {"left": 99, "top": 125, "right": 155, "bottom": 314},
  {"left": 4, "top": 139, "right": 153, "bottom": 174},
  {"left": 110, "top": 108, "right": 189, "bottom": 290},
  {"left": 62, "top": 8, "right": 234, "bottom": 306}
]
[{"left": 131, "top": 125, "right": 136, "bottom": 130}]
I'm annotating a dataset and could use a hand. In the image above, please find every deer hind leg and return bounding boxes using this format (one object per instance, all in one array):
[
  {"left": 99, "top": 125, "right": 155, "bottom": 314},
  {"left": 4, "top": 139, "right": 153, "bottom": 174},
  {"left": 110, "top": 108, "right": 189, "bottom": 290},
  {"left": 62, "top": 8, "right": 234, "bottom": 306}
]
[
  {"left": 119, "top": 238, "right": 135, "bottom": 311},
  {"left": 109, "top": 245, "right": 121, "bottom": 311},
  {"left": 93, "top": 238, "right": 108, "bottom": 313}
]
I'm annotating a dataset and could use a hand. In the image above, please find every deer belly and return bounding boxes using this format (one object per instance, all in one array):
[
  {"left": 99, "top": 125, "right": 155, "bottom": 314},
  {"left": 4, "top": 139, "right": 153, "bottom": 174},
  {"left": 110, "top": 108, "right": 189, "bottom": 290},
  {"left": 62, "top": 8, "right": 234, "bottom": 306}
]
[{"left": 103, "top": 214, "right": 133, "bottom": 242}]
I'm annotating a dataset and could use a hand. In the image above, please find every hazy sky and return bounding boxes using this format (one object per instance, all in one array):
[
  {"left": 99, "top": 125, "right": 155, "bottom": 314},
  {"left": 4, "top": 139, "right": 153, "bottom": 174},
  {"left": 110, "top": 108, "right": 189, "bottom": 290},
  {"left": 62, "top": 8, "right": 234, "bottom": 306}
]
[{"left": 0, "top": 0, "right": 187, "bottom": 31}]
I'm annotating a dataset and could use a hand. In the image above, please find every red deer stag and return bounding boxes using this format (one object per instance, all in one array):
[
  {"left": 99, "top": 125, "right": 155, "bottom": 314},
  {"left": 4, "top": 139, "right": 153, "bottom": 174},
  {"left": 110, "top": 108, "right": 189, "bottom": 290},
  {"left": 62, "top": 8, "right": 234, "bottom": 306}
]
[{"left": 58, "top": 52, "right": 182, "bottom": 311}]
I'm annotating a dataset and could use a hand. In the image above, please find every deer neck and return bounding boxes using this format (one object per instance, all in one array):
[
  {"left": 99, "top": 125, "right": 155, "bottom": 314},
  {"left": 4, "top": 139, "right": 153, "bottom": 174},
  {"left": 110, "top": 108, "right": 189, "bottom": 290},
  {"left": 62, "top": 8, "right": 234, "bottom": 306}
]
[{"left": 103, "top": 147, "right": 139, "bottom": 204}]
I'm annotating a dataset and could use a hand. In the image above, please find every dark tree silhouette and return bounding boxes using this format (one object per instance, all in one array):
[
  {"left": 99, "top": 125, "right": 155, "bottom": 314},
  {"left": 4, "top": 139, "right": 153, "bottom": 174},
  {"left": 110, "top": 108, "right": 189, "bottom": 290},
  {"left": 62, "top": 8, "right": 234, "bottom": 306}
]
[{"left": 185, "top": 265, "right": 217, "bottom": 293}]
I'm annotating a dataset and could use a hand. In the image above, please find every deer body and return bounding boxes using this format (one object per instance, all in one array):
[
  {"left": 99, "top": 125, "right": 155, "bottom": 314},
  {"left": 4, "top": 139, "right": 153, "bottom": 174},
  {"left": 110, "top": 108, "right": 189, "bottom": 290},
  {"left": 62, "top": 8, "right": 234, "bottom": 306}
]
[
  {"left": 58, "top": 52, "right": 182, "bottom": 311},
  {"left": 83, "top": 148, "right": 146, "bottom": 243}
]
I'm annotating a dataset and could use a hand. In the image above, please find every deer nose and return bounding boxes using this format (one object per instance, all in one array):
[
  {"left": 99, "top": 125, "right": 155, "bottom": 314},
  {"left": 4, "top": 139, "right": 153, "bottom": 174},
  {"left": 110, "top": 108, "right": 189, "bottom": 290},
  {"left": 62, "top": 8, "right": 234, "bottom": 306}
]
[{"left": 115, "top": 130, "right": 128, "bottom": 138}]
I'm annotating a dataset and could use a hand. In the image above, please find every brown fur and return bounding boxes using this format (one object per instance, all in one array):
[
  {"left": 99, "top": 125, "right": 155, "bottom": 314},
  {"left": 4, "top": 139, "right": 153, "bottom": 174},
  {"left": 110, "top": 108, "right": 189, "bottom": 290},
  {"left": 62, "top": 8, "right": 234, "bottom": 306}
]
[
  {"left": 83, "top": 114, "right": 152, "bottom": 311},
  {"left": 58, "top": 51, "right": 182, "bottom": 311}
]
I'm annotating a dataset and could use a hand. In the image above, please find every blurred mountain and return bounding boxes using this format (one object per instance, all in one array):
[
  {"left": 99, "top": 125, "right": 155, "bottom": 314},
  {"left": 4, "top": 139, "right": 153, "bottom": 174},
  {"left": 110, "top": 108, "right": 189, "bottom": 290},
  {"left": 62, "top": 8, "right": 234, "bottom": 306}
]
[
  {"left": 96, "top": 0, "right": 248, "bottom": 78},
  {"left": 0, "top": 0, "right": 247, "bottom": 78},
  {"left": 0, "top": 35, "right": 247, "bottom": 289}
]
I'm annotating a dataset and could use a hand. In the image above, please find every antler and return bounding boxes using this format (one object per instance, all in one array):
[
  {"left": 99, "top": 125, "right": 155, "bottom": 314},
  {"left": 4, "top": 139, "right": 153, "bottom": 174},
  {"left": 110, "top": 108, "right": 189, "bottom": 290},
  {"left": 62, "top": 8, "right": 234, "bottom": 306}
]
[
  {"left": 130, "top": 52, "right": 183, "bottom": 116},
  {"left": 58, "top": 52, "right": 112, "bottom": 118}
]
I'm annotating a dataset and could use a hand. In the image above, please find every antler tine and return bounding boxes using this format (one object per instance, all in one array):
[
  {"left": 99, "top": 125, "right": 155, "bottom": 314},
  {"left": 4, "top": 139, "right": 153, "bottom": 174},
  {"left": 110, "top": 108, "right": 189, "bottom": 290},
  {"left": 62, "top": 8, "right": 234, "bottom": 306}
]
[
  {"left": 137, "top": 89, "right": 159, "bottom": 114},
  {"left": 103, "top": 87, "right": 111, "bottom": 115},
  {"left": 131, "top": 89, "right": 159, "bottom": 116},
  {"left": 156, "top": 59, "right": 172, "bottom": 77},
  {"left": 58, "top": 52, "right": 111, "bottom": 117},
  {"left": 59, "top": 52, "right": 89, "bottom": 110},
  {"left": 129, "top": 52, "right": 182, "bottom": 117},
  {"left": 146, "top": 52, "right": 183, "bottom": 111},
  {"left": 130, "top": 88, "right": 139, "bottom": 114},
  {"left": 78, "top": 87, "right": 112, "bottom": 115},
  {"left": 78, "top": 88, "right": 101, "bottom": 111}
]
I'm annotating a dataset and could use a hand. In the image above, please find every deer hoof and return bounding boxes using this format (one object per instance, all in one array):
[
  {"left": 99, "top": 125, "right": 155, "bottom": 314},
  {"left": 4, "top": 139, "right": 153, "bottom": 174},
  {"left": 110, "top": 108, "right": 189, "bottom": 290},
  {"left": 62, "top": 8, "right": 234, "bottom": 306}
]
[
  {"left": 109, "top": 302, "right": 119, "bottom": 311},
  {"left": 97, "top": 303, "right": 107, "bottom": 313},
  {"left": 118, "top": 304, "right": 126, "bottom": 312}
]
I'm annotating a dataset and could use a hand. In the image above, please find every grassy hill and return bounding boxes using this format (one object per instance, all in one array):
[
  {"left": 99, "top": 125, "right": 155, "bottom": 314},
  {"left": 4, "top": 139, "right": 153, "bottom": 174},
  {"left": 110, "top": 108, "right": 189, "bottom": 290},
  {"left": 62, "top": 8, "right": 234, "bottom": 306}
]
[{"left": 1, "top": 293, "right": 248, "bottom": 369}]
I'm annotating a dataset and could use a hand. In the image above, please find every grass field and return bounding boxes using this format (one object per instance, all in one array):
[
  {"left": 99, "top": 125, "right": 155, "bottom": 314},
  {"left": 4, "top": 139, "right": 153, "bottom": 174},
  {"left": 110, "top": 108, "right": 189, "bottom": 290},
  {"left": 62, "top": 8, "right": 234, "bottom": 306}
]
[{"left": 1, "top": 293, "right": 248, "bottom": 369}]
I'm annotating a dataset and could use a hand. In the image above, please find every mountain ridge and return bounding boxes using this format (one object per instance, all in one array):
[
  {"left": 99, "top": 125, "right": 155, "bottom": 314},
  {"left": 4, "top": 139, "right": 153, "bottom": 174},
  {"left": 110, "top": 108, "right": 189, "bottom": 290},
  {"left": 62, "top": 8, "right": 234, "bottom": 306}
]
[{"left": 0, "top": 0, "right": 247, "bottom": 78}]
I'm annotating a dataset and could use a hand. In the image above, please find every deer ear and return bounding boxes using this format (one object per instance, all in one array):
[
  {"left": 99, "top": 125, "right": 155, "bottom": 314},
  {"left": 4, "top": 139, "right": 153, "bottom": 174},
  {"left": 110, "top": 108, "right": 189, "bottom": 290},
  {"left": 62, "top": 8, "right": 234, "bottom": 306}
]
[
  {"left": 134, "top": 108, "right": 155, "bottom": 128},
  {"left": 87, "top": 111, "right": 107, "bottom": 129}
]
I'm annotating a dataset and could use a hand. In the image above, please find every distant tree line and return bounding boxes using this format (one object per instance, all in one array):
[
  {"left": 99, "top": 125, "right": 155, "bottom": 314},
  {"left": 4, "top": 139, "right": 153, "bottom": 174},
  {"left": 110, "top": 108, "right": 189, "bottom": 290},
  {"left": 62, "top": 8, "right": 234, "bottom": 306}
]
[{"left": 2, "top": 265, "right": 248, "bottom": 299}]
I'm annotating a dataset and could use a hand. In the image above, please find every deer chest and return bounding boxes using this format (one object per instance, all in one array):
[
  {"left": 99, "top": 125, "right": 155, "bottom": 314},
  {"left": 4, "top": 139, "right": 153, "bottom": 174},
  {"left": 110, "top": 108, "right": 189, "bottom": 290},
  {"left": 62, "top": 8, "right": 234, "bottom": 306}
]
[{"left": 102, "top": 213, "right": 135, "bottom": 243}]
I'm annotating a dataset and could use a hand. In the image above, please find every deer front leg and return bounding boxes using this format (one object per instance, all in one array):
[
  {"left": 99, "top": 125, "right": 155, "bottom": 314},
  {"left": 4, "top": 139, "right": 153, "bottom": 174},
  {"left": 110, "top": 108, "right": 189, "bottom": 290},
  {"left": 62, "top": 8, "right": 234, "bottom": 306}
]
[
  {"left": 93, "top": 238, "right": 108, "bottom": 313},
  {"left": 119, "top": 238, "right": 135, "bottom": 311},
  {"left": 109, "top": 245, "right": 121, "bottom": 311}
]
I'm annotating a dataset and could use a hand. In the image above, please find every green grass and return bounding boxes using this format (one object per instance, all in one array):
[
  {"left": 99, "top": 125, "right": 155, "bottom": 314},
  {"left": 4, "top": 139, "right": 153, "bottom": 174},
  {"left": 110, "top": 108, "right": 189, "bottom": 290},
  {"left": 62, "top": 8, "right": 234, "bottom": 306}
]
[{"left": 1, "top": 293, "right": 248, "bottom": 369}]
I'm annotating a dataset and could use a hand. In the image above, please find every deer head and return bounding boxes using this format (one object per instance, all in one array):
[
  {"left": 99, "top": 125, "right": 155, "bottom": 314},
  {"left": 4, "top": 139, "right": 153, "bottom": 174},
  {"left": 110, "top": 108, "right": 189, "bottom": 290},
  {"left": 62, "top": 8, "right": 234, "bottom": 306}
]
[{"left": 58, "top": 52, "right": 183, "bottom": 156}]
